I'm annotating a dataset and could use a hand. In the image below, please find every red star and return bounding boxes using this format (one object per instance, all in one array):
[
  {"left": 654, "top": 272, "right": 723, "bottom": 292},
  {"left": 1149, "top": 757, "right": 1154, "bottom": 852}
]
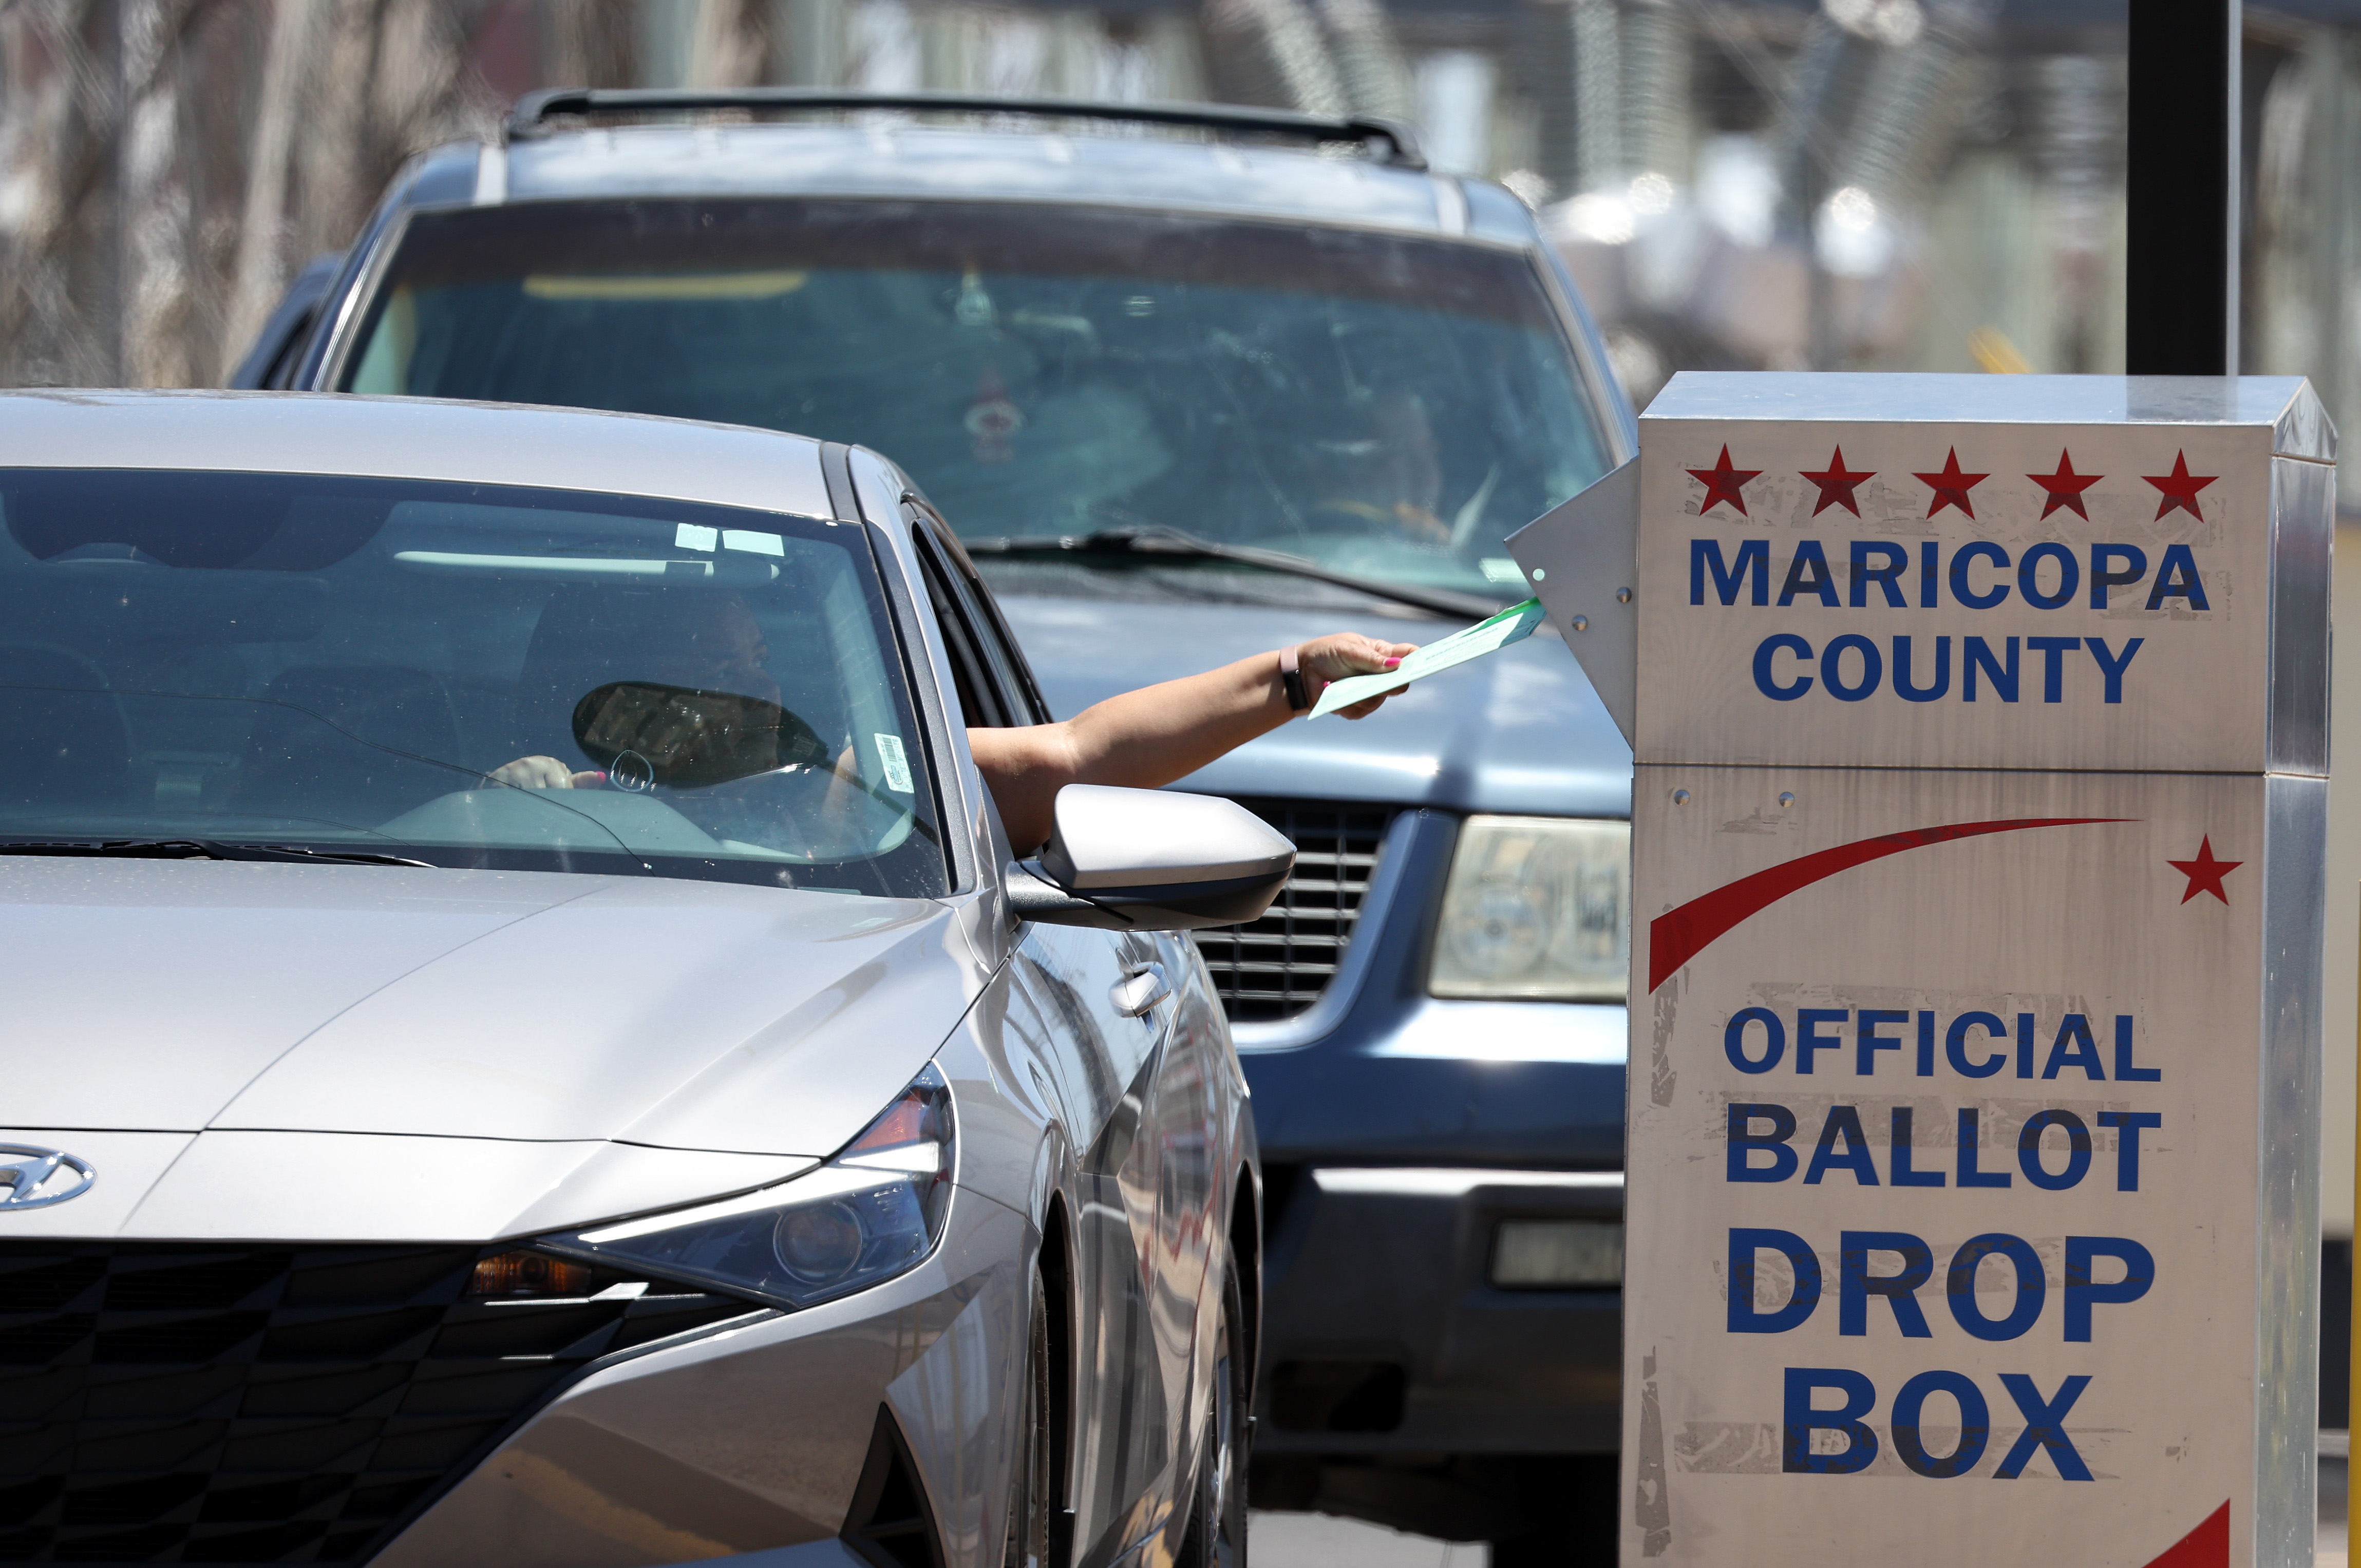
[
  {"left": 2028, "top": 450, "right": 2103, "bottom": 520},
  {"left": 1687, "top": 445, "right": 1761, "bottom": 517},
  {"left": 1914, "top": 448, "right": 1988, "bottom": 518},
  {"left": 2143, "top": 450, "right": 2217, "bottom": 520},
  {"left": 1798, "top": 446, "right": 1875, "bottom": 517},
  {"left": 2167, "top": 836, "right": 2242, "bottom": 905}
]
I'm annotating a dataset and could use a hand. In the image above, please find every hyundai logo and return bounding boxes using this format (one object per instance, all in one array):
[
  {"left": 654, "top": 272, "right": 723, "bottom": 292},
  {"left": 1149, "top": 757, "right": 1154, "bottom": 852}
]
[{"left": 0, "top": 1144, "right": 95, "bottom": 1209}]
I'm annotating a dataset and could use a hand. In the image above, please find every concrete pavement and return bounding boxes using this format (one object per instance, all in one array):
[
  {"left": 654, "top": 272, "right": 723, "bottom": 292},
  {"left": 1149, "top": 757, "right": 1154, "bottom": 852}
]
[
  {"left": 1252, "top": 1447, "right": 2351, "bottom": 1566},
  {"left": 1250, "top": 1512, "right": 1488, "bottom": 1567}
]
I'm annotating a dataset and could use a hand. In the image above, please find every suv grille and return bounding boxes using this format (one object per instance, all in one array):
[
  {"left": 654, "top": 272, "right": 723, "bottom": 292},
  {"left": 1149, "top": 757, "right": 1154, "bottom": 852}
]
[
  {"left": 0, "top": 1242, "right": 759, "bottom": 1563},
  {"left": 1195, "top": 799, "right": 1395, "bottom": 1023}
]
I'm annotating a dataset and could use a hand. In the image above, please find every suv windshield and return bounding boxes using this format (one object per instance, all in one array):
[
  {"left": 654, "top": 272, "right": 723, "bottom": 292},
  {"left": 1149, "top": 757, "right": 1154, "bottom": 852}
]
[
  {"left": 0, "top": 469, "right": 946, "bottom": 897},
  {"left": 340, "top": 199, "right": 1613, "bottom": 599}
]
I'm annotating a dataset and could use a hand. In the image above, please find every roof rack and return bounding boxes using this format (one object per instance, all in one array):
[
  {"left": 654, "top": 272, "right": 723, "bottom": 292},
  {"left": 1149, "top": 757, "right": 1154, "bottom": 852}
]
[{"left": 505, "top": 87, "right": 1427, "bottom": 171}]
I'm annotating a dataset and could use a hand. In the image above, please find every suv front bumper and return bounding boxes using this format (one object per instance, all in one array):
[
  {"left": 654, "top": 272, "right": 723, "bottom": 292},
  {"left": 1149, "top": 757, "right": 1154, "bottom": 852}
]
[
  {"left": 1231, "top": 808, "right": 1629, "bottom": 1471},
  {"left": 1253, "top": 1165, "right": 1622, "bottom": 1457}
]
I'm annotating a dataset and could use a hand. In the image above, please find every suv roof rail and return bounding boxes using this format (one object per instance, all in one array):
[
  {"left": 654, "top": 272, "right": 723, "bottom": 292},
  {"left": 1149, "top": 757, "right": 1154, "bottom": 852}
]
[{"left": 505, "top": 87, "right": 1427, "bottom": 171}]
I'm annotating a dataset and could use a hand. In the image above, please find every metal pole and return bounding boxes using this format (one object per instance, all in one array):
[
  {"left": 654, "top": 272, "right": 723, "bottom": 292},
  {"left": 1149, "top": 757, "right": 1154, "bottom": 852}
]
[{"left": 2125, "top": 0, "right": 2241, "bottom": 374}]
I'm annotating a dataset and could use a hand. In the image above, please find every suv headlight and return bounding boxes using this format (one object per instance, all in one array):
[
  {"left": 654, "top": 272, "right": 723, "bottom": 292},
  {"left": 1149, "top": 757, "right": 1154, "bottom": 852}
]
[
  {"left": 1429, "top": 816, "right": 1629, "bottom": 1002},
  {"left": 546, "top": 1065, "right": 954, "bottom": 1309}
]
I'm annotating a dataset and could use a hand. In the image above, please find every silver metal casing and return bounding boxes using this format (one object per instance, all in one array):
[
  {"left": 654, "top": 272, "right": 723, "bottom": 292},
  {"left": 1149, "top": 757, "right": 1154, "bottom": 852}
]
[{"left": 1598, "top": 374, "right": 2333, "bottom": 1566}]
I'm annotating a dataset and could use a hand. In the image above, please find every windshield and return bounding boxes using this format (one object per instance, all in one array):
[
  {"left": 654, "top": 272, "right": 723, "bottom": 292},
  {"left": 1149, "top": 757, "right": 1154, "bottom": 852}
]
[
  {"left": 339, "top": 200, "right": 1614, "bottom": 600},
  {"left": 0, "top": 469, "right": 946, "bottom": 897}
]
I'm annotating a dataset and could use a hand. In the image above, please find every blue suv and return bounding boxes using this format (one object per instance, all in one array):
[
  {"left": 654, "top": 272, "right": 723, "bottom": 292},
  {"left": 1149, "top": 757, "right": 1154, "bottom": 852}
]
[{"left": 238, "top": 89, "right": 1638, "bottom": 1557}]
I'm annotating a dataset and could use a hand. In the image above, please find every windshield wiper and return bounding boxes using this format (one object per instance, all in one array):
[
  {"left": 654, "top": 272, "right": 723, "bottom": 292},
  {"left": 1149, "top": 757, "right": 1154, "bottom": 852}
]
[
  {"left": 961, "top": 524, "right": 1504, "bottom": 620},
  {"left": 0, "top": 839, "right": 435, "bottom": 868}
]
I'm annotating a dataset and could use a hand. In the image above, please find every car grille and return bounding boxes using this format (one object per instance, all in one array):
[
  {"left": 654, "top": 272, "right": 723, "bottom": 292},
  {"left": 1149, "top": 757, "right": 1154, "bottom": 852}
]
[
  {"left": 1195, "top": 799, "right": 1396, "bottom": 1023},
  {"left": 0, "top": 1242, "right": 761, "bottom": 1563}
]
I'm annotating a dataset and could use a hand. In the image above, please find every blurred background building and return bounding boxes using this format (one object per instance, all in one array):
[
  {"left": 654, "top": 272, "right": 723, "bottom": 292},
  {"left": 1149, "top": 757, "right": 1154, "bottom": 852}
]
[
  {"left": 18, "top": 0, "right": 2361, "bottom": 415},
  {"left": 7, "top": 0, "right": 2361, "bottom": 1403}
]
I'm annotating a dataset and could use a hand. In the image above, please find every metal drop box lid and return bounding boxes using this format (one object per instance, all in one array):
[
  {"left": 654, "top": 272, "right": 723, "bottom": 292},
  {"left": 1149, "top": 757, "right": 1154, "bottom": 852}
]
[{"left": 1642, "top": 372, "right": 2333, "bottom": 463}]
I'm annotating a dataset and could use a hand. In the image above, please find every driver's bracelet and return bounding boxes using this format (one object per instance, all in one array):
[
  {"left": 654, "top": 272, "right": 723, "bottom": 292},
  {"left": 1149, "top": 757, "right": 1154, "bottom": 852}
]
[{"left": 1279, "top": 645, "right": 1311, "bottom": 713}]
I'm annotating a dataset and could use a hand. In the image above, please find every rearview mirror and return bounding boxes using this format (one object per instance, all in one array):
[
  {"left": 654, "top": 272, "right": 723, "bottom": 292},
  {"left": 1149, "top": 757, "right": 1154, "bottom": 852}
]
[
  {"left": 572, "top": 681, "right": 829, "bottom": 790},
  {"left": 1006, "top": 784, "right": 1295, "bottom": 931}
]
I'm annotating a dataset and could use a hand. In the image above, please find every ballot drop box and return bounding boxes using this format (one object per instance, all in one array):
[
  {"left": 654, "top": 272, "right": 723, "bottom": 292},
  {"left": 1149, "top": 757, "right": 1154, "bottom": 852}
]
[{"left": 1539, "top": 376, "right": 2334, "bottom": 1566}]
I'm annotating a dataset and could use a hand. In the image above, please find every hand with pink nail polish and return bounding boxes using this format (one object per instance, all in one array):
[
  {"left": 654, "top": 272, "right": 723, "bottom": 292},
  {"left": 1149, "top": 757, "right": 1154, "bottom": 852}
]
[{"left": 1298, "top": 632, "right": 1420, "bottom": 720}]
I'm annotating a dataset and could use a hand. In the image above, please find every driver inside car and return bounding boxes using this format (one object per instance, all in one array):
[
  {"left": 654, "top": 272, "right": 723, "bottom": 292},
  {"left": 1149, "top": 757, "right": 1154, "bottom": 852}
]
[
  {"left": 488, "top": 588, "right": 1412, "bottom": 853},
  {"left": 491, "top": 589, "right": 782, "bottom": 792}
]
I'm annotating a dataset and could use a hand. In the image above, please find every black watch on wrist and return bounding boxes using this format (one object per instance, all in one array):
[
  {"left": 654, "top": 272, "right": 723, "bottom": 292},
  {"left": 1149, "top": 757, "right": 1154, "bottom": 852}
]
[{"left": 1279, "top": 645, "right": 1311, "bottom": 712}]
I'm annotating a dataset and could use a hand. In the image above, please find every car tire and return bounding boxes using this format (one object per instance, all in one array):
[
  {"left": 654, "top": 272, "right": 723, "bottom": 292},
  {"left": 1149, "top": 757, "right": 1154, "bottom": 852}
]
[
  {"left": 1176, "top": 1264, "right": 1250, "bottom": 1568},
  {"left": 1487, "top": 1453, "right": 1620, "bottom": 1565},
  {"left": 1004, "top": 1264, "right": 1054, "bottom": 1568}
]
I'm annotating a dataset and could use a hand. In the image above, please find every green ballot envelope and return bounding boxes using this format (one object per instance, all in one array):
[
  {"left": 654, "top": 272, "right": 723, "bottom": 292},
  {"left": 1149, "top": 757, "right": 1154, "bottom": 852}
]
[{"left": 1309, "top": 597, "right": 1548, "bottom": 719}]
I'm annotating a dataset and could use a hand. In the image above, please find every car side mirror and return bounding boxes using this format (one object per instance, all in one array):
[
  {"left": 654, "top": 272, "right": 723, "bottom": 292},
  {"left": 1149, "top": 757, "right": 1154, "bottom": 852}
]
[{"left": 1005, "top": 784, "right": 1295, "bottom": 931}]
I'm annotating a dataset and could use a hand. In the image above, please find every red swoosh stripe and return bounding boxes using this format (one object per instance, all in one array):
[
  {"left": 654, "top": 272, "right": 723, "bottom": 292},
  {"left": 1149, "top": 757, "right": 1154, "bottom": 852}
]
[
  {"left": 1646, "top": 817, "right": 2128, "bottom": 993},
  {"left": 2139, "top": 1501, "right": 2227, "bottom": 1568}
]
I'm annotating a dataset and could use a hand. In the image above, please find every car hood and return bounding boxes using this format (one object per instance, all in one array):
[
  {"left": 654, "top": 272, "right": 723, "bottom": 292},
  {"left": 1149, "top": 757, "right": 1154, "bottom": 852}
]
[
  {"left": 996, "top": 592, "right": 1633, "bottom": 817},
  {"left": 0, "top": 858, "right": 976, "bottom": 1157}
]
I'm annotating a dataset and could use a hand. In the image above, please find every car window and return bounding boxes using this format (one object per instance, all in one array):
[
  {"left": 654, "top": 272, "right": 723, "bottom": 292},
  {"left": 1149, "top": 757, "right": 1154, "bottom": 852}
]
[
  {"left": 912, "top": 531, "right": 1011, "bottom": 730},
  {"left": 958, "top": 553, "right": 1054, "bottom": 726},
  {"left": 914, "top": 509, "right": 1051, "bottom": 726},
  {"left": 0, "top": 468, "right": 948, "bottom": 897},
  {"left": 338, "top": 199, "right": 1614, "bottom": 602}
]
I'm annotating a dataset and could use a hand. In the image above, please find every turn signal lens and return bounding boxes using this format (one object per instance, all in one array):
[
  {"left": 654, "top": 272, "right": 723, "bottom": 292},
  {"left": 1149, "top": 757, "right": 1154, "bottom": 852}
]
[
  {"left": 545, "top": 1064, "right": 955, "bottom": 1309},
  {"left": 840, "top": 1082, "right": 947, "bottom": 1164},
  {"left": 468, "top": 1250, "right": 593, "bottom": 1298},
  {"left": 1430, "top": 817, "right": 1630, "bottom": 1002}
]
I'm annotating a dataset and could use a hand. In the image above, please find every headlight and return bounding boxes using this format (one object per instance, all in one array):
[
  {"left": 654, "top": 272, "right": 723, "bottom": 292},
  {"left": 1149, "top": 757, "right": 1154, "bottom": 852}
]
[
  {"left": 545, "top": 1065, "right": 954, "bottom": 1309},
  {"left": 1429, "top": 816, "right": 1629, "bottom": 1002}
]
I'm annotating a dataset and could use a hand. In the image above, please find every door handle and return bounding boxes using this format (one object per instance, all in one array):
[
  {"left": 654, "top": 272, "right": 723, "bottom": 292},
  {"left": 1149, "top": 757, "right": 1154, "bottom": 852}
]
[{"left": 1110, "top": 964, "right": 1171, "bottom": 1018}]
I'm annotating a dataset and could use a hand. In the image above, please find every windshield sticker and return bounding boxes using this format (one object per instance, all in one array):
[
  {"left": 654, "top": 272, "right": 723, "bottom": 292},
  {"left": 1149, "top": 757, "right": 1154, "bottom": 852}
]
[
  {"left": 524, "top": 270, "right": 809, "bottom": 301},
  {"left": 674, "top": 523, "right": 719, "bottom": 552},
  {"left": 875, "top": 733, "right": 914, "bottom": 794},
  {"left": 722, "top": 528, "right": 784, "bottom": 557}
]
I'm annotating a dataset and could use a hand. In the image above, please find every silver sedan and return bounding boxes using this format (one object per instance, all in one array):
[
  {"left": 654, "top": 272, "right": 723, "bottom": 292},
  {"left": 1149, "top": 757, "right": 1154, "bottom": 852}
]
[{"left": 0, "top": 391, "right": 1273, "bottom": 1568}]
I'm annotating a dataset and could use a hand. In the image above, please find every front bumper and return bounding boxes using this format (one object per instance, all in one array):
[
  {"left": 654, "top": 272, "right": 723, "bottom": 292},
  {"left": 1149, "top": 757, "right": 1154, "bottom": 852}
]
[
  {"left": 1253, "top": 1166, "right": 1622, "bottom": 1457},
  {"left": 375, "top": 1190, "right": 1026, "bottom": 1568}
]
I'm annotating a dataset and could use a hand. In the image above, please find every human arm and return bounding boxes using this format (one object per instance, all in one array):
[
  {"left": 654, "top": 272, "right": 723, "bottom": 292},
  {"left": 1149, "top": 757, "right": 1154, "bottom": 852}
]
[
  {"left": 969, "top": 632, "right": 1415, "bottom": 853},
  {"left": 486, "top": 756, "right": 603, "bottom": 789}
]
